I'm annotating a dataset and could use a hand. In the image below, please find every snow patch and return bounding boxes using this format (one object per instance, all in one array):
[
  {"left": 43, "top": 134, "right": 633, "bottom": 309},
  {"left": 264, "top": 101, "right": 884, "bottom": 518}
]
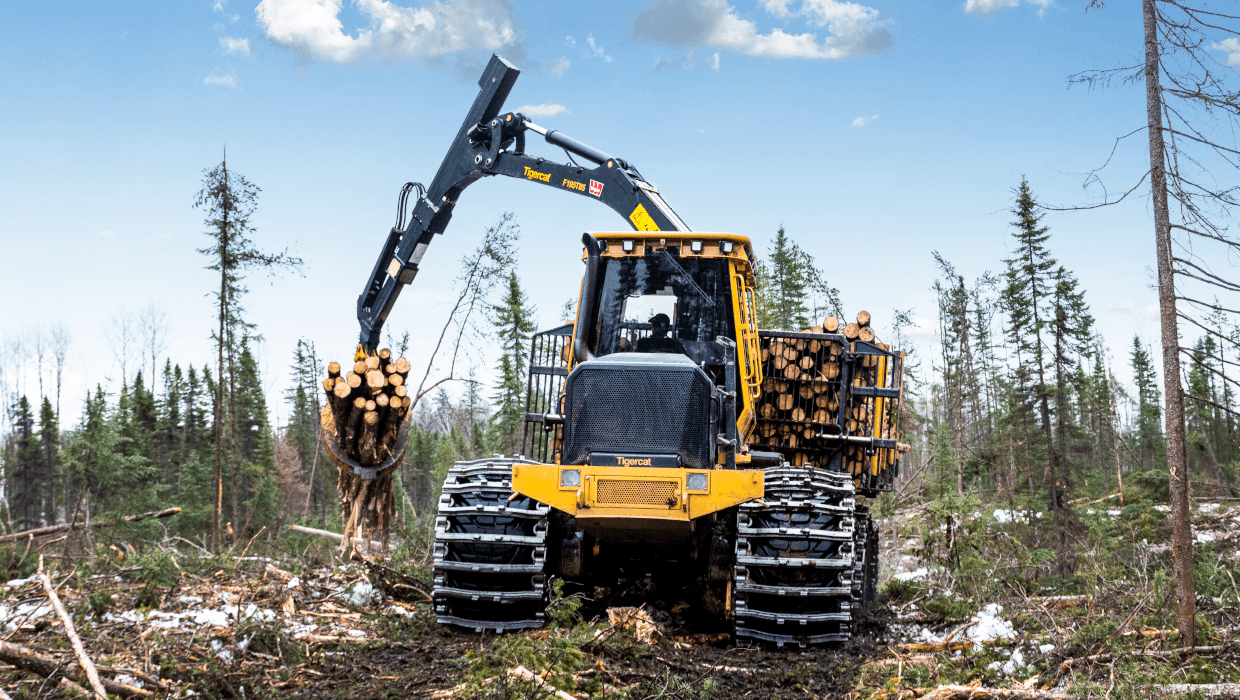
[
  {"left": 970, "top": 603, "right": 1016, "bottom": 645},
  {"left": 348, "top": 582, "right": 375, "bottom": 606},
  {"left": 1196, "top": 531, "right": 1216, "bottom": 543},
  {"left": 1039, "top": 643, "right": 1056, "bottom": 654},
  {"left": 894, "top": 568, "right": 930, "bottom": 581},
  {"left": 993, "top": 509, "right": 1030, "bottom": 524},
  {"left": 0, "top": 602, "right": 53, "bottom": 631}
]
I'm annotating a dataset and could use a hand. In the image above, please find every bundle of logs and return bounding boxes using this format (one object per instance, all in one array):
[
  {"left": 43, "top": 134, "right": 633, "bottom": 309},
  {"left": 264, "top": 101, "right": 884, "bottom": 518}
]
[
  {"left": 322, "top": 348, "right": 413, "bottom": 555},
  {"left": 753, "top": 311, "right": 899, "bottom": 483}
]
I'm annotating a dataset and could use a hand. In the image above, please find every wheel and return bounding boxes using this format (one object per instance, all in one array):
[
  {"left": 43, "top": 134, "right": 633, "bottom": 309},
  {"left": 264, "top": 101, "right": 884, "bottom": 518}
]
[
  {"left": 733, "top": 465, "right": 858, "bottom": 647},
  {"left": 431, "top": 457, "right": 549, "bottom": 631},
  {"left": 852, "top": 505, "right": 880, "bottom": 610}
]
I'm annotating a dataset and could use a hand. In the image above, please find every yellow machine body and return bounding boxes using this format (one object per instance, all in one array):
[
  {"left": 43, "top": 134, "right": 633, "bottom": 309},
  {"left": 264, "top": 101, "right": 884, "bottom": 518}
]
[
  {"left": 508, "top": 232, "right": 768, "bottom": 538},
  {"left": 511, "top": 462, "right": 763, "bottom": 540}
]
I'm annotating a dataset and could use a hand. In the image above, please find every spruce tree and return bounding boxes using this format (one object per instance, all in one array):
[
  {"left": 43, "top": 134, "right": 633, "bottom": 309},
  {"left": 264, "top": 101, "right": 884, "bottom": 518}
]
[
  {"left": 157, "top": 361, "right": 184, "bottom": 487},
  {"left": 1047, "top": 265, "right": 1094, "bottom": 566},
  {"left": 7, "top": 397, "right": 40, "bottom": 528},
  {"left": 1000, "top": 178, "right": 1058, "bottom": 532},
  {"left": 754, "top": 227, "right": 841, "bottom": 330},
  {"left": 37, "top": 397, "right": 58, "bottom": 526},
  {"left": 489, "top": 271, "right": 536, "bottom": 456},
  {"left": 1130, "top": 336, "right": 1166, "bottom": 473},
  {"left": 195, "top": 152, "right": 301, "bottom": 547}
]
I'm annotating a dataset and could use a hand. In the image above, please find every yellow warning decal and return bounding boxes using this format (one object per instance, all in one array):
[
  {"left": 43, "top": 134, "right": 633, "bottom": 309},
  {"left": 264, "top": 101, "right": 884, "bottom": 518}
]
[{"left": 629, "top": 203, "right": 660, "bottom": 231}]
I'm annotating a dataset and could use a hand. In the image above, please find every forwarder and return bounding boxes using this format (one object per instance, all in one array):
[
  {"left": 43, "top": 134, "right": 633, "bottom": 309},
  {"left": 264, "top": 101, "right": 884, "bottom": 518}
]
[{"left": 335, "top": 55, "right": 904, "bottom": 647}]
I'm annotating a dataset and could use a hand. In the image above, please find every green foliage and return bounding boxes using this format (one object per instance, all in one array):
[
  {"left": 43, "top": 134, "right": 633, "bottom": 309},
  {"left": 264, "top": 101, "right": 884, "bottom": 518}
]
[
  {"left": 132, "top": 548, "right": 181, "bottom": 588},
  {"left": 489, "top": 269, "right": 536, "bottom": 456},
  {"left": 86, "top": 591, "right": 114, "bottom": 619},
  {"left": 753, "top": 226, "right": 841, "bottom": 330},
  {"left": 1130, "top": 337, "right": 1167, "bottom": 472},
  {"left": 463, "top": 580, "right": 604, "bottom": 698}
]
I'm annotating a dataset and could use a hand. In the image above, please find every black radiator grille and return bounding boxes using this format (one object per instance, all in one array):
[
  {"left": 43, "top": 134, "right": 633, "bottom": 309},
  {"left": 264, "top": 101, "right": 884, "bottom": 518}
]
[{"left": 563, "top": 359, "right": 712, "bottom": 469}]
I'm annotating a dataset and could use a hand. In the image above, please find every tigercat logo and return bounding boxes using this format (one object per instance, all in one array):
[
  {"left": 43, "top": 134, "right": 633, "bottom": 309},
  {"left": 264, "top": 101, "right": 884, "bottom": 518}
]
[
  {"left": 562, "top": 178, "right": 586, "bottom": 192},
  {"left": 523, "top": 166, "right": 551, "bottom": 182},
  {"left": 618, "top": 457, "right": 652, "bottom": 467}
]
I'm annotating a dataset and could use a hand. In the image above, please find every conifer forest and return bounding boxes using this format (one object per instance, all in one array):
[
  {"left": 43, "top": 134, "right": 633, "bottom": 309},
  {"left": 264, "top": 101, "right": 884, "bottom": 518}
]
[{"left": 4, "top": 1, "right": 1240, "bottom": 698}]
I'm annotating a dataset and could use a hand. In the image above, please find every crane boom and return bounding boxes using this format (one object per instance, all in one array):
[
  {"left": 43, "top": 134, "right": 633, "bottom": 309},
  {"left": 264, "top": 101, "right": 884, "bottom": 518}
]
[{"left": 356, "top": 54, "right": 691, "bottom": 350}]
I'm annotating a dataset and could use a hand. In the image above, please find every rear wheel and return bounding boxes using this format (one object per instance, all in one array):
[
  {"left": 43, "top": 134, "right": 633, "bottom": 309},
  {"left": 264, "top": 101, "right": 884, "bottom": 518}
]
[
  {"left": 733, "top": 466, "right": 858, "bottom": 647},
  {"left": 851, "top": 505, "right": 880, "bottom": 610},
  {"left": 432, "top": 457, "right": 549, "bottom": 631}
]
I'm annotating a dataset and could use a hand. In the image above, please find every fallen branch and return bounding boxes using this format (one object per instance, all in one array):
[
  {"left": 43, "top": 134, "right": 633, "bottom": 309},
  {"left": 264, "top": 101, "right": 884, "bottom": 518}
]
[
  {"left": 0, "top": 640, "right": 151, "bottom": 698},
  {"left": 265, "top": 563, "right": 294, "bottom": 581},
  {"left": 39, "top": 557, "right": 108, "bottom": 699},
  {"left": 297, "top": 634, "right": 373, "bottom": 644},
  {"left": 508, "top": 666, "right": 577, "bottom": 700},
  {"left": 1057, "top": 646, "right": 1226, "bottom": 678},
  {"left": 0, "top": 508, "right": 181, "bottom": 543},
  {"left": 919, "top": 685, "right": 1070, "bottom": 699},
  {"left": 1158, "top": 684, "right": 1240, "bottom": 699},
  {"left": 1032, "top": 595, "right": 1091, "bottom": 609},
  {"left": 289, "top": 524, "right": 383, "bottom": 552},
  {"left": 1069, "top": 492, "right": 1122, "bottom": 505},
  {"left": 898, "top": 642, "right": 971, "bottom": 653},
  {"left": 919, "top": 681, "right": 1240, "bottom": 700}
]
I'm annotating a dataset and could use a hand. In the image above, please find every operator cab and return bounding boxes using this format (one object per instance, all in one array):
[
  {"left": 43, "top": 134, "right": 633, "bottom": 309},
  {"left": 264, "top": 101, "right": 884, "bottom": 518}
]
[
  {"left": 591, "top": 242, "right": 737, "bottom": 368},
  {"left": 551, "top": 233, "right": 764, "bottom": 471}
]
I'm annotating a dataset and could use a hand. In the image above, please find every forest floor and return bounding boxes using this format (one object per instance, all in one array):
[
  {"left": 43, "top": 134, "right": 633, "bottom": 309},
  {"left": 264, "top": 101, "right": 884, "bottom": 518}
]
[{"left": 0, "top": 498, "right": 1237, "bottom": 699}]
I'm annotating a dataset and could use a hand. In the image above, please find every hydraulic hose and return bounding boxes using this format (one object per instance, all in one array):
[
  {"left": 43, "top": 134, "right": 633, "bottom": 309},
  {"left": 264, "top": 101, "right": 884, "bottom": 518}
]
[{"left": 573, "top": 233, "right": 601, "bottom": 363}]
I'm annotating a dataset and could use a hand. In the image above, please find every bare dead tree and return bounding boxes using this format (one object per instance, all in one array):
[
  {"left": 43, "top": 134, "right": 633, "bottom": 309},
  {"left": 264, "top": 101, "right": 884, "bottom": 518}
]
[
  {"left": 138, "top": 303, "right": 169, "bottom": 393},
  {"left": 49, "top": 324, "right": 69, "bottom": 421},
  {"left": 1059, "top": 0, "right": 1240, "bottom": 646},
  {"left": 195, "top": 151, "right": 303, "bottom": 549},
  {"left": 30, "top": 326, "right": 46, "bottom": 401},
  {"left": 407, "top": 212, "right": 519, "bottom": 416},
  {"left": 104, "top": 311, "right": 136, "bottom": 388}
]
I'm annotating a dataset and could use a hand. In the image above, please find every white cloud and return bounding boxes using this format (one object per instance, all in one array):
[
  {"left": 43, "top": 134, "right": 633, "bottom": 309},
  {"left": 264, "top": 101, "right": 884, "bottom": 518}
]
[
  {"left": 220, "top": 36, "right": 251, "bottom": 54},
  {"left": 548, "top": 56, "right": 570, "bottom": 76},
  {"left": 100, "top": 229, "right": 115, "bottom": 239},
  {"left": 565, "top": 34, "right": 576, "bottom": 47},
  {"left": 709, "top": 51, "right": 720, "bottom": 70},
  {"left": 851, "top": 113, "right": 878, "bottom": 126},
  {"left": 515, "top": 103, "right": 566, "bottom": 119},
  {"left": 633, "top": 0, "right": 892, "bottom": 60},
  {"left": 586, "top": 33, "right": 612, "bottom": 62},
  {"left": 255, "top": 0, "right": 521, "bottom": 63},
  {"left": 1108, "top": 302, "right": 1159, "bottom": 323},
  {"left": 1214, "top": 37, "right": 1240, "bottom": 65},
  {"left": 964, "top": 0, "right": 1052, "bottom": 16},
  {"left": 212, "top": 0, "right": 226, "bottom": 12},
  {"left": 204, "top": 72, "right": 239, "bottom": 87}
]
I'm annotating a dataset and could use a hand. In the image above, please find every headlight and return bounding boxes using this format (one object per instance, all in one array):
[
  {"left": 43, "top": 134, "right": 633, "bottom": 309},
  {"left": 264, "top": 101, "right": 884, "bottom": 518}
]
[
  {"left": 686, "top": 472, "right": 708, "bottom": 491},
  {"left": 560, "top": 469, "right": 581, "bottom": 487}
]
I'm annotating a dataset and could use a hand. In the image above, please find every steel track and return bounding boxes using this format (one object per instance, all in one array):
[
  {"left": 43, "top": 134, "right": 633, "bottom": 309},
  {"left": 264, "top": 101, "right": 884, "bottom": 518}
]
[
  {"left": 734, "top": 466, "right": 862, "bottom": 647},
  {"left": 432, "top": 457, "right": 550, "bottom": 632}
]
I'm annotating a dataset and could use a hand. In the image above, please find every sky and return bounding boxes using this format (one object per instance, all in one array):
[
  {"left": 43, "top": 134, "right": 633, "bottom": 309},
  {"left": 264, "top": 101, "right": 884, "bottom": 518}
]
[{"left": 0, "top": 0, "right": 1223, "bottom": 427}]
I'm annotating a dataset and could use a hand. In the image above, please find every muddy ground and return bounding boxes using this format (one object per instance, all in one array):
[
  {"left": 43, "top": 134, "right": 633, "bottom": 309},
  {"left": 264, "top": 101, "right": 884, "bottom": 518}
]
[{"left": 2, "top": 498, "right": 1238, "bottom": 699}]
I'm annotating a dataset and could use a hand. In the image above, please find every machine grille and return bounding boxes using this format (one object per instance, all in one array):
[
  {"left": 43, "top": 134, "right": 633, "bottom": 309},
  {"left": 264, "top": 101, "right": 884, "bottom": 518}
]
[
  {"left": 596, "top": 480, "right": 677, "bottom": 506},
  {"left": 563, "top": 360, "right": 713, "bottom": 468}
]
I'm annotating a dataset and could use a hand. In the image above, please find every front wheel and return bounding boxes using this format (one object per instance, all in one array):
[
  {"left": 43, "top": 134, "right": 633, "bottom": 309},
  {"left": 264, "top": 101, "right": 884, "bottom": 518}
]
[{"left": 431, "top": 457, "right": 549, "bottom": 632}]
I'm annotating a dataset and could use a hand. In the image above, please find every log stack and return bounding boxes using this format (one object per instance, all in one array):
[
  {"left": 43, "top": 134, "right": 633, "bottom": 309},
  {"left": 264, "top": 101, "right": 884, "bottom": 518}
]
[
  {"left": 322, "top": 349, "right": 413, "bottom": 466},
  {"left": 321, "top": 348, "right": 412, "bottom": 555},
  {"left": 753, "top": 311, "right": 903, "bottom": 491},
  {"left": 753, "top": 320, "right": 847, "bottom": 466}
]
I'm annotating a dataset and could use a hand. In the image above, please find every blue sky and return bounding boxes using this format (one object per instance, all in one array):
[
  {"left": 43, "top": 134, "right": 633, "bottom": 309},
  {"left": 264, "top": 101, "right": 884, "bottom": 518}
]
[{"left": 0, "top": 0, "right": 1196, "bottom": 424}]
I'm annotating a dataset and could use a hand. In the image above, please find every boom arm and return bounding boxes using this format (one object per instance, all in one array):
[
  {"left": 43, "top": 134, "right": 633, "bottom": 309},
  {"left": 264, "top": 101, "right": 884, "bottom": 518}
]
[{"left": 356, "top": 54, "right": 691, "bottom": 350}]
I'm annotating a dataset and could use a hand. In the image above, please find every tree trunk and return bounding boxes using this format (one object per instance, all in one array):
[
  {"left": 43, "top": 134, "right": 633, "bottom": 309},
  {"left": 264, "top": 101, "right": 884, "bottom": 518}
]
[
  {"left": 1144, "top": 0, "right": 1196, "bottom": 647},
  {"left": 214, "top": 240, "right": 226, "bottom": 553},
  {"left": 227, "top": 329, "right": 240, "bottom": 544}
]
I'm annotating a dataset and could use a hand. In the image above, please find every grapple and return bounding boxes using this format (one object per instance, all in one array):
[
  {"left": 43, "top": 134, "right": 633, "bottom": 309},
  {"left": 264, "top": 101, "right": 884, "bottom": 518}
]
[{"left": 320, "top": 404, "right": 413, "bottom": 480}]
